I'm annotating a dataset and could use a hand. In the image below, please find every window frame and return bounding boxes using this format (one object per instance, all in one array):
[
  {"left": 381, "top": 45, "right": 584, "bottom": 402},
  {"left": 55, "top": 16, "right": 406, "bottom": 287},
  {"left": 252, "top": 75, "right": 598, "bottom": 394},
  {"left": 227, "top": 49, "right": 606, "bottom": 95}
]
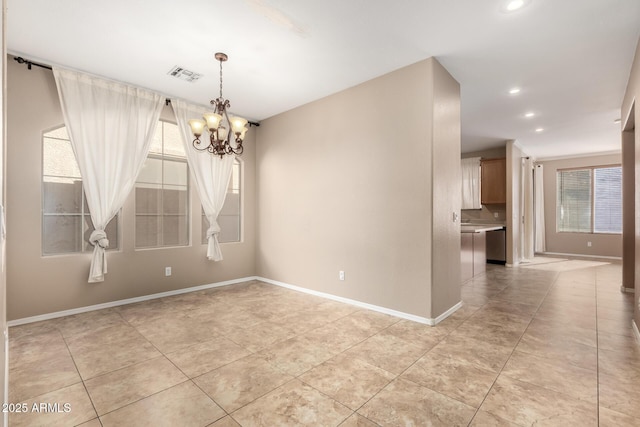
[
  {"left": 556, "top": 164, "right": 622, "bottom": 235},
  {"left": 134, "top": 120, "right": 191, "bottom": 250}
]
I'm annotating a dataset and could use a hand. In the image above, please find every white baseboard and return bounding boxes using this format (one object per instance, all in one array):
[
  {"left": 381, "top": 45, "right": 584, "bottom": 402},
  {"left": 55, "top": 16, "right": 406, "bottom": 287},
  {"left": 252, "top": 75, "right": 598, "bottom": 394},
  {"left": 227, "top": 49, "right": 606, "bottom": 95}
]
[
  {"left": 256, "top": 276, "right": 460, "bottom": 326},
  {"left": 433, "top": 301, "right": 463, "bottom": 325},
  {"left": 8, "top": 275, "right": 462, "bottom": 329},
  {"left": 541, "top": 252, "right": 622, "bottom": 261},
  {"left": 7, "top": 276, "right": 258, "bottom": 327},
  {"left": 3, "top": 326, "right": 7, "bottom": 427}
]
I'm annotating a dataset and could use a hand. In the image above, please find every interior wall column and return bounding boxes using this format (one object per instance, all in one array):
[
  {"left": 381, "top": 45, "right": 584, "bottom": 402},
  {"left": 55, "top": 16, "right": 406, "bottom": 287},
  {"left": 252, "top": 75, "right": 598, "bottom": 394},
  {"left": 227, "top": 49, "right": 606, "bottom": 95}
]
[{"left": 622, "top": 109, "right": 635, "bottom": 293}]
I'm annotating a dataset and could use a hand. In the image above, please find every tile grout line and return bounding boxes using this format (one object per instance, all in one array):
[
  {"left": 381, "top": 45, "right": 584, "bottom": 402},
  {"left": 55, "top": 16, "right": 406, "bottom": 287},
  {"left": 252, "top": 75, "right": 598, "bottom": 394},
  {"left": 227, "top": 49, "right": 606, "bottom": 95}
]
[
  {"left": 9, "top": 267, "right": 624, "bottom": 426},
  {"left": 59, "top": 330, "right": 102, "bottom": 425},
  {"left": 79, "top": 309, "right": 192, "bottom": 423},
  {"left": 325, "top": 301, "right": 474, "bottom": 424},
  {"left": 464, "top": 269, "right": 560, "bottom": 426},
  {"left": 188, "top": 305, "right": 393, "bottom": 426}
]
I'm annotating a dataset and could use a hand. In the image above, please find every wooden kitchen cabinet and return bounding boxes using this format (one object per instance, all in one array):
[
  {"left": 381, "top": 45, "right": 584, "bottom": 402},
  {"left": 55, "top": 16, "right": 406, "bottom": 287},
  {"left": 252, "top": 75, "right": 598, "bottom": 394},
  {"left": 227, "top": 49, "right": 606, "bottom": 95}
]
[{"left": 481, "top": 157, "right": 506, "bottom": 204}]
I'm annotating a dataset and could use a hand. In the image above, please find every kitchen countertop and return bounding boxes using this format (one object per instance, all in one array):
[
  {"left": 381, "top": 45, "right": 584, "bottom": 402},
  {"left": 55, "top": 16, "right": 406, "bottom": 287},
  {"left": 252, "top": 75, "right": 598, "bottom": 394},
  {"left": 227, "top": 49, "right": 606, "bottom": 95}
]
[{"left": 460, "top": 224, "right": 505, "bottom": 233}]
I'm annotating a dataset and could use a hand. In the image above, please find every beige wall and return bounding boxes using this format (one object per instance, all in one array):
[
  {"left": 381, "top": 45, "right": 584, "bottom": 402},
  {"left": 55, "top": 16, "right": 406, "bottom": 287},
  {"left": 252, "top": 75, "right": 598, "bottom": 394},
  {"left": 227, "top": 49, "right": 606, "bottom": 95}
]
[
  {"left": 622, "top": 127, "right": 634, "bottom": 291},
  {"left": 539, "top": 154, "right": 622, "bottom": 258},
  {"left": 621, "top": 36, "right": 639, "bottom": 331},
  {"left": 6, "top": 58, "right": 257, "bottom": 320},
  {"left": 256, "top": 57, "right": 461, "bottom": 320},
  {"left": 430, "top": 60, "right": 462, "bottom": 317}
]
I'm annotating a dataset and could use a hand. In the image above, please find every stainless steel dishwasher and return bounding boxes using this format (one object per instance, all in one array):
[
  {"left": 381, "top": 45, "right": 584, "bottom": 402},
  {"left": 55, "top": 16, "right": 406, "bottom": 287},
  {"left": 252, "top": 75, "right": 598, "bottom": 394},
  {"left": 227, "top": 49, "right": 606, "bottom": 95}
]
[{"left": 486, "top": 228, "right": 506, "bottom": 264}]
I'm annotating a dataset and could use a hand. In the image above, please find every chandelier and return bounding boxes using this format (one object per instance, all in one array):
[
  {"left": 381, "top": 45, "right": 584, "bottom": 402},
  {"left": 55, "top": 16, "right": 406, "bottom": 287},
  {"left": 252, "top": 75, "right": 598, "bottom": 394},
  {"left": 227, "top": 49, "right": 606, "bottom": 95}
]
[{"left": 188, "top": 52, "right": 248, "bottom": 158}]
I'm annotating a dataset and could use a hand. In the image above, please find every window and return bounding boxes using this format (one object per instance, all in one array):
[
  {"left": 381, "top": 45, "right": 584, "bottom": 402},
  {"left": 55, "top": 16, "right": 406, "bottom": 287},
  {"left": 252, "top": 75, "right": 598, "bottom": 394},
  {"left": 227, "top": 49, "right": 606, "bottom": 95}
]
[
  {"left": 593, "top": 167, "right": 623, "bottom": 233},
  {"left": 135, "top": 121, "right": 189, "bottom": 248},
  {"left": 556, "top": 165, "right": 621, "bottom": 234},
  {"left": 202, "top": 159, "right": 241, "bottom": 244},
  {"left": 42, "top": 127, "right": 119, "bottom": 255}
]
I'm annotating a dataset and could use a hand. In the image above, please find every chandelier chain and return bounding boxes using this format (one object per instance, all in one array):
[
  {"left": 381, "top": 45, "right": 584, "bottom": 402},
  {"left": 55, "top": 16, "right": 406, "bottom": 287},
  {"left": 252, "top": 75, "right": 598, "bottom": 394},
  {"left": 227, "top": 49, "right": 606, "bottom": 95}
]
[{"left": 219, "top": 58, "right": 223, "bottom": 99}]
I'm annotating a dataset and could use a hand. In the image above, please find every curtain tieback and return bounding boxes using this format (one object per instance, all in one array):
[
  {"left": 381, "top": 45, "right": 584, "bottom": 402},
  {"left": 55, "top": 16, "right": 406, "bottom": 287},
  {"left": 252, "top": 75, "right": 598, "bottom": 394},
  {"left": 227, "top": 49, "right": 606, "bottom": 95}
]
[
  {"left": 89, "top": 230, "right": 109, "bottom": 249},
  {"left": 206, "top": 221, "right": 221, "bottom": 238}
]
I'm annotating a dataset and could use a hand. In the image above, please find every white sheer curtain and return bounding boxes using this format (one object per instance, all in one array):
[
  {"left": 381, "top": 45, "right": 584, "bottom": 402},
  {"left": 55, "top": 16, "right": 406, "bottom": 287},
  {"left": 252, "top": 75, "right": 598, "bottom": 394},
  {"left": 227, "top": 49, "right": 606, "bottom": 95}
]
[
  {"left": 534, "top": 164, "right": 546, "bottom": 253},
  {"left": 53, "top": 67, "right": 164, "bottom": 282},
  {"left": 461, "top": 157, "right": 481, "bottom": 209},
  {"left": 522, "top": 157, "right": 534, "bottom": 260},
  {"left": 172, "top": 99, "right": 234, "bottom": 261}
]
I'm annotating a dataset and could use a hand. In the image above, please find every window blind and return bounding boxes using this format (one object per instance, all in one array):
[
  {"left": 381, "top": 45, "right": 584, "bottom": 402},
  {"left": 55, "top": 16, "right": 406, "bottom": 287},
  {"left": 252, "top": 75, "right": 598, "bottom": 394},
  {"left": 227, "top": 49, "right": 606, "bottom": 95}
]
[
  {"left": 556, "top": 166, "right": 622, "bottom": 234},
  {"left": 594, "top": 167, "right": 622, "bottom": 233},
  {"left": 557, "top": 169, "right": 592, "bottom": 233}
]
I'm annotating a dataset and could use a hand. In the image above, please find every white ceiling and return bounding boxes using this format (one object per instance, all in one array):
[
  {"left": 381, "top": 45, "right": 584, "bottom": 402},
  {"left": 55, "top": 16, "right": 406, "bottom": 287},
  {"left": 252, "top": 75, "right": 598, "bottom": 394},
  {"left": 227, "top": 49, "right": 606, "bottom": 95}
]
[{"left": 6, "top": 0, "right": 640, "bottom": 159}]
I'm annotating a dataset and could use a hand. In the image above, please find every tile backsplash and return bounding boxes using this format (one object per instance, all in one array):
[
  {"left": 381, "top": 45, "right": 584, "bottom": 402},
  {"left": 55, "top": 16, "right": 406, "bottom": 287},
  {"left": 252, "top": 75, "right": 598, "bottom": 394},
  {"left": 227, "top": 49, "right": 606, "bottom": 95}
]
[{"left": 461, "top": 205, "right": 506, "bottom": 222}]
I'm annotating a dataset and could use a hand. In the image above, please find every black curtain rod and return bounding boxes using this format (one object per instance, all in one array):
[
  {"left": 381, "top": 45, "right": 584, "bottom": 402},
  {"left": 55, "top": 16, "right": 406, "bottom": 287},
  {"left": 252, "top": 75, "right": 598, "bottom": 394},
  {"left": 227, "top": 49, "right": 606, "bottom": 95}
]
[
  {"left": 14, "top": 56, "right": 51, "bottom": 70},
  {"left": 13, "top": 56, "right": 260, "bottom": 127}
]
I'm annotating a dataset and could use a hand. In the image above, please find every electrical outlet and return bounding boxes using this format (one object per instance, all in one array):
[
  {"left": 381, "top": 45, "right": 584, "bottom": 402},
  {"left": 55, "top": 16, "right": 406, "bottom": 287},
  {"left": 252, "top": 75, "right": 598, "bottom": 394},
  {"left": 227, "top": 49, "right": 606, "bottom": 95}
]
[
  {"left": 165, "top": 266, "right": 172, "bottom": 276},
  {"left": 494, "top": 212, "right": 499, "bottom": 218},
  {"left": 339, "top": 271, "right": 345, "bottom": 281},
  {"left": 587, "top": 242, "right": 592, "bottom": 247}
]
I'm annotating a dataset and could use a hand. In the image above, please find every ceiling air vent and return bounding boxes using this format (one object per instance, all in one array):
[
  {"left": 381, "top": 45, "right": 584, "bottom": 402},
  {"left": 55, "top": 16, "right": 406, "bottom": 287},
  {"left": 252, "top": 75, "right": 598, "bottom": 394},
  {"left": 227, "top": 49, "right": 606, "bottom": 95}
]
[{"left": 167, "top": 66, "right": 202, "bottom": 83}]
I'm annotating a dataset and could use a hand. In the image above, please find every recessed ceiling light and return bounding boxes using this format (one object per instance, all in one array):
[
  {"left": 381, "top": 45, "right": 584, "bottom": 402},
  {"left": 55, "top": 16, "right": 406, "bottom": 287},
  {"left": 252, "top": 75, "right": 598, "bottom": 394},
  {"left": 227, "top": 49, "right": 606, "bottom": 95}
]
[
  {"left": 509, "top": 88, "right": 521, "bottom": 95},
  {"left": 502, "top": 0, "right": 531, "bottom": 12},
  {"left": 525, "top": 112, "right": 535, "bottom": 118},
  {"left": 507, "top": 0, "right": 524, "bottom": 11},
  {"left": 535, "top": 128, "right": 544, "bottom": 132}
]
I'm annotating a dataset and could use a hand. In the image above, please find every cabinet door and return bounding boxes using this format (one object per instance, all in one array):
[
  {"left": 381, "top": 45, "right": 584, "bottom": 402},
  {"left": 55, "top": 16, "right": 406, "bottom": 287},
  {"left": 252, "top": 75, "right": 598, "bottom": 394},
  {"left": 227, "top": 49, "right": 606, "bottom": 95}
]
[
  {"left": 460, "top": 233, "right": 474, "bottom": 282},
  {"left": 481, "top": 158, "right": 506, "bottom": 204}
]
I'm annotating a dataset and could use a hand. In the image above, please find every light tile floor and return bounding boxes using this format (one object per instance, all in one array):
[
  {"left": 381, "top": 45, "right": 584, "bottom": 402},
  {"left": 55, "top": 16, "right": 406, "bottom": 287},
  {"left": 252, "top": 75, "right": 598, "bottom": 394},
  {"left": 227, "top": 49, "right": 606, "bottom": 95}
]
[{"left": 8, "top": 258, "right": 640, "bottom": 426}]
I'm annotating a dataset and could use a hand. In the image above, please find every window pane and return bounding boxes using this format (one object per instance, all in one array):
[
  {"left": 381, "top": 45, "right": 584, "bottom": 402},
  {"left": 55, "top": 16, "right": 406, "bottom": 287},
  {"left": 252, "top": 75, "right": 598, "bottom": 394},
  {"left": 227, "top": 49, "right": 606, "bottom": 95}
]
[
  {"left": 163, "top": 188, "right": 188, "bottom": 215},
  {"left": 220, "top": 192, "right": 240, "bottom": 216},
  {"left": 137, "top": 158, "right": 163, "bottom": 185},
  {"left": 230, "top": 162, "right": 240, "bottom": 193},
  {"left": 45, "top": 126, "right": 70, "bottom": 140},
  {"left": 43, "top": 215, "right": 84, "bottom": 254},
  {"left": 136, "top": 187, "right": 162, "bottom": 215},
  {"left": 163, "top": 122, "right": 185, "bottom": 157},
  {"left": 163, "top": 160, "right": 188, "bottom": 186},
  {"left": 202, "top": 214, "right": 209, "bottom": 244},
  {"left": 218, "top": 215, "right": 240, "bottom": 243},
  {"left": 136, "top": 216, "right": 161, "bottom": 248},
  {"left": 557, "top": 169, "right": 591, "bottom": 233},
  {"left": 43, "top": 180, "right": 83, "bottom": 214},
  {"left": 594, "top": 167, "right": 622, "bottom": 233},
  {"left": 162, "top": 215, "right": 189, "bottom": 246},
  {"left": 43, "top": 138, "right": 81, "bottom": 178}
]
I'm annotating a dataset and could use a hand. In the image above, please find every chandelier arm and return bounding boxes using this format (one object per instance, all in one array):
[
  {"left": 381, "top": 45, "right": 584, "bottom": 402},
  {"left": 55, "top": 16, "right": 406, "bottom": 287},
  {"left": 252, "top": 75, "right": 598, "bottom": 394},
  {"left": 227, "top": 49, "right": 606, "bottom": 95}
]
[
  {"left": 193, "top": 138, "right": 210, "bottom": 151},
  {"left": 222, "top": 108, "right": 234, "bottom": 147}
]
